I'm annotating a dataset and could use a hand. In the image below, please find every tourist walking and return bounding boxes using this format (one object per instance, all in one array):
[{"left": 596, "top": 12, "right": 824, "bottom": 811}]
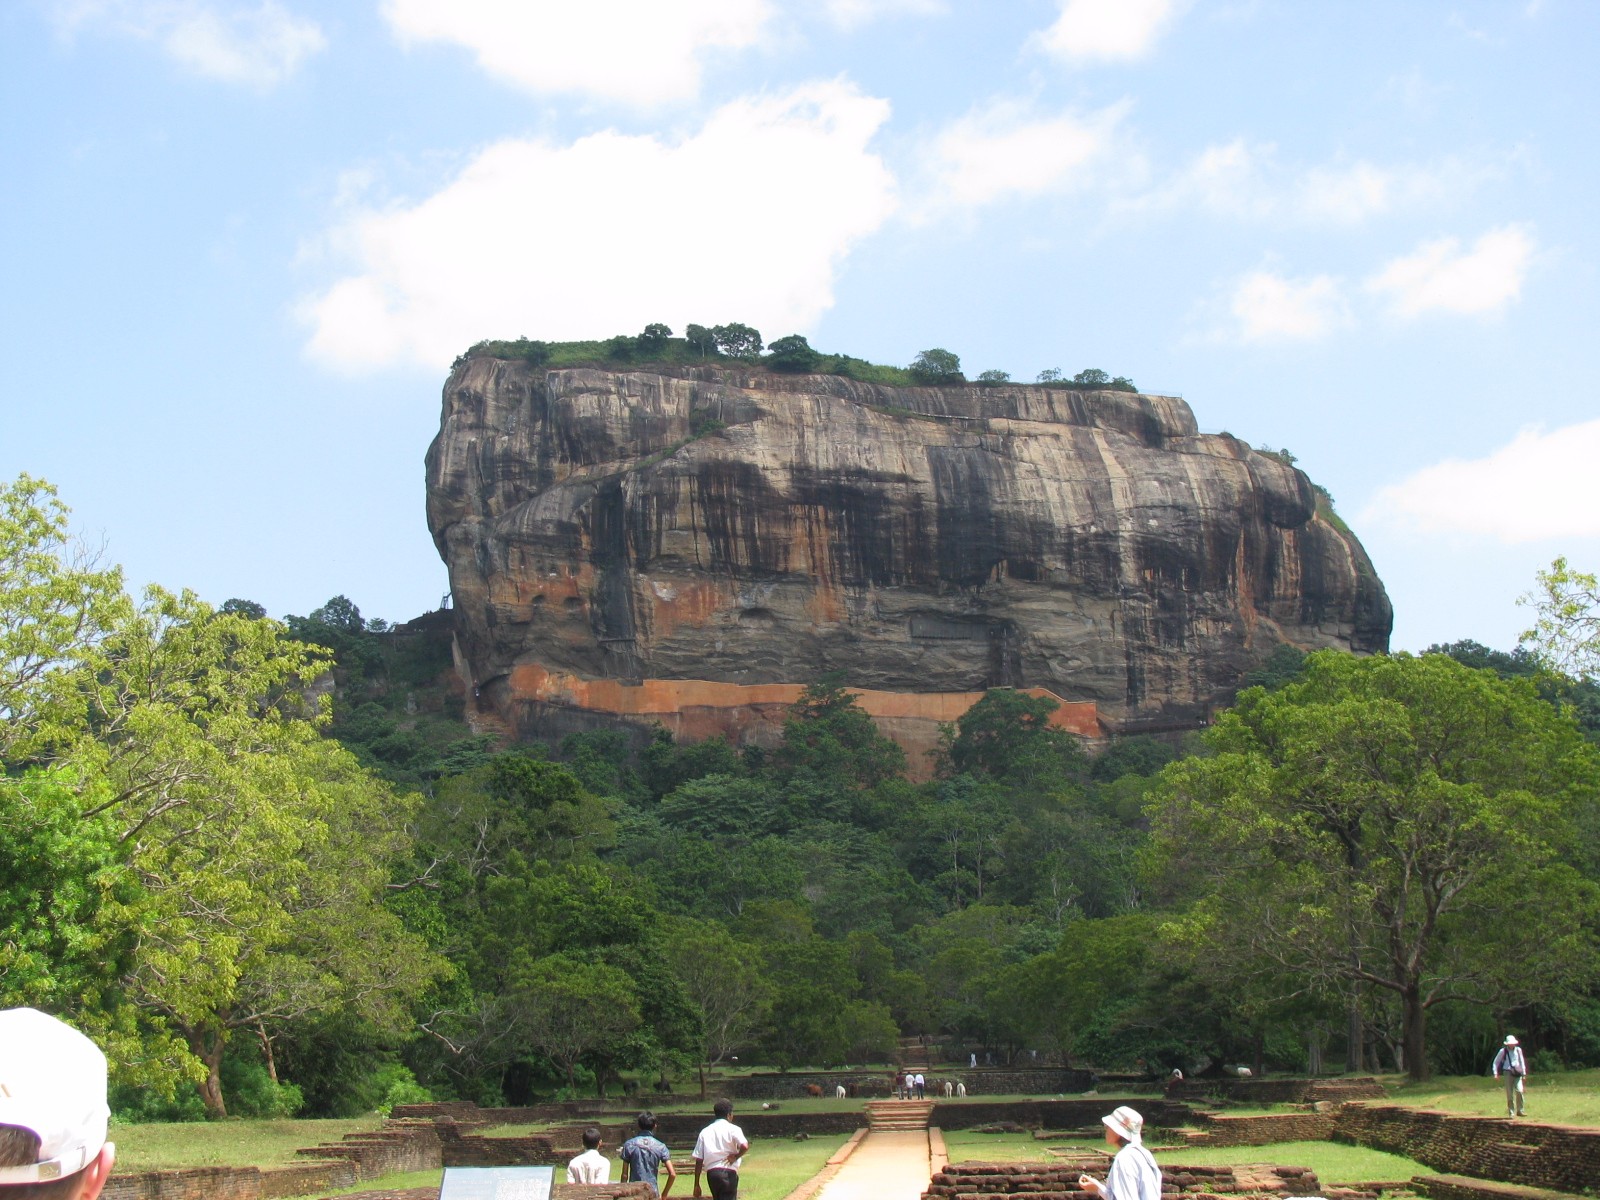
[
  {"left": 914, "top": 1072, "right": 925, "bottom": 1099},
  {"left": 1078, "top": 1106, "right": 1161, "bottom": 1200},
  {"left": 1492, "top": 1035, "right": 1528, "bottom": 1117},
  {"left": 692, "top": 1098, "right": 749, "bottom": 1200},
  {"left": 621, "top": 1111, "right": 677, "bottom": 1196}
]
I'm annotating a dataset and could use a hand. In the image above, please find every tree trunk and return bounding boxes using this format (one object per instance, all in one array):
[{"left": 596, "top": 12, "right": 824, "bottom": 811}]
[
  {"left": 1346, "top": 995, "right": 1363, "bottom": 1073},
  {"left": 255, "top": 1020, "right": 278, "bottom": 1084},
  {"left": 699, "top": 1061, "right": 708, "bottom": 1100},
  {"left": 1402, "top": 984, "right": 1429, "bottom": 1082},
  {"left": 188, "top": 1026, "right": 229, "bottom": 1118}
]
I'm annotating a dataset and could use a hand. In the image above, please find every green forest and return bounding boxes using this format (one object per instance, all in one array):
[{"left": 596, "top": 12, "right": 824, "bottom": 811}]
[{"left": 5, "top": 473, "right": 1600, "bottom": 1124}]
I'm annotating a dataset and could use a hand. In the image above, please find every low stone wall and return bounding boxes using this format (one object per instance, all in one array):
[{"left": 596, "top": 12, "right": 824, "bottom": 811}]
[
  {"left": 1184, "top": 1111, "right": 1338, "bottom": 1146},
  {"left": 1335, "top": 1104, "right": 1600, "bottom": 1195},
  {"left": 923, "top": 1158, "right": 1334, "bottom": 1198},
  {"left": 294, "top": 1123, "right": 443, "bottom": 1178},
  {"left": 260, "top": 1161, "right": 358, "bottom": 1197},
  {"left": 552, "top": 1184, "right": 655, "bottom": 1200},
  {"left": 932, "top": 1098, "right": 1192, "bottom": 1132},
  {"left": 717, "top": 1069, "right": 1095, "bottom": 1100},
  {"left": 1167, "top": 1077, "right": 1386, "bottom": 1105},
  {"left": 103, "top": 1167, "right": 264, "bottom": 1200}
]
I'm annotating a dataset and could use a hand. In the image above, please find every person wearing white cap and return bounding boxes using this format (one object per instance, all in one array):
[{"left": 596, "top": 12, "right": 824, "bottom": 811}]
[
  {"left": 0, "top": 1008, "right": 116, "bottom": 1199},
  {"left": 1077, "top": 1105, "right": 1161, "bottom": 1200},
  {"left": 1491, "top": 1035, "right": 1528, "bottom": 1117}
]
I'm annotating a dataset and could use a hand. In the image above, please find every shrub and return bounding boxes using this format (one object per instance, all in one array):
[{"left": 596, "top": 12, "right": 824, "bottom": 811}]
[
  {"left": 977, "top": 369, "right": 1010, "bottom": 383},
  {"left": 766, "top": 334, "right": 821, "bottom": 373}
]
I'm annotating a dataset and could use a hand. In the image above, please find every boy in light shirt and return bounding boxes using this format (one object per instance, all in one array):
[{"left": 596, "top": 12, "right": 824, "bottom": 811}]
[{"left": 567, "top": 1127, "right": 609, "bottom": 1184}]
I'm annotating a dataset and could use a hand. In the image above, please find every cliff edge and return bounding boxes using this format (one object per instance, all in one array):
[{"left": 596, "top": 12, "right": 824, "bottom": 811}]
[{"left": 425, "top": 360, "right": 1391, "bottom": 755}]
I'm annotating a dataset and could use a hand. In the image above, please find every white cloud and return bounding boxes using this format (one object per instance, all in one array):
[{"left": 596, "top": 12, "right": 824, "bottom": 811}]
[
  {"left": 1127, "top": 138, "right": 1487, "bottom": 225},
  {"left": 818, "top": 0, "right": 944, "bottom": 30},
  {"left": 49, "top": 0, "right": 324, "bottom": 87},
  {"left": 298, "top": 81, "right": 896, "bottom": 373},
  {"left": 1364, "top": 224, "right": 1536, "bottom": 317},
  {"left": 917, "top": 99, "right": 1126, "bottom": 216},
  {"left": 1032, "top": 0, "right": 1183, "bottom": 62},
  {"left": 1365, "top": 420, "right": 1600, "bottom": 542},
  {"left": 1201, "top": 268, "right": 1349, "bottom": 344},
  {"left": 381, "top": 0, "right": 774, "bottom": 106}
]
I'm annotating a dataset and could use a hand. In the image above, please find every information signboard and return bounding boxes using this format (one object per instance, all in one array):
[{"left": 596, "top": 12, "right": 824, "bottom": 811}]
[{"left": 438, "top": 1165, "right": 556, "bottom": 1200}]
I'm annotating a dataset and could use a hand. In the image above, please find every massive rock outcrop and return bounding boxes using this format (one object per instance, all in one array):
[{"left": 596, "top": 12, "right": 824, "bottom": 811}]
[{"left": 425, "top": 359, "right": 1390, "bottom": 758}]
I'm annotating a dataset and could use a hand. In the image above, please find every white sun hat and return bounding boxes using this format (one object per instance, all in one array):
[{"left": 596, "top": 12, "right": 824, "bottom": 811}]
[
  {"left": 1102, "top": 1105, "right": 1144, "bottom": 1144},
  {"left": 0, "top": 1008, "right": 110, "bottom": 1184},
  {"left": 1504, "top": 1035, "right": 1520, "bottom": 1046}
]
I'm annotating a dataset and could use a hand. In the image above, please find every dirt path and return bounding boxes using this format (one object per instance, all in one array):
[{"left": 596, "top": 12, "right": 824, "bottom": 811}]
[{"left": 806, "top": 1130, "right": 932, "bottom": 1200}]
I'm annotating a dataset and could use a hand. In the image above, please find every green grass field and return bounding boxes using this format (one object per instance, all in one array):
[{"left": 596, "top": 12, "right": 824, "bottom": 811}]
[
  {"left": 1383, "top": 1067, "right": 1600, "bottom": 1125},
  {"left": 110, "top": 1116, "right": 384, "bottom": 1171},
  {"left": 942, "top": 1130, "right": 1426, "bottom": 1185}
]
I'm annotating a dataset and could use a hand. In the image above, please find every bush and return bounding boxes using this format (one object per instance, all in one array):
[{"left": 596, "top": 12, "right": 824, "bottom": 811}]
[
  {"left": 766, "top": 334, "right": 821, "bottom": 373},
  {"left": 374, "top": 1064, "right": 433, "bottom": 1116},
  {"left": 221, "top": 1057, "right": 304, "bottom": 1118}
]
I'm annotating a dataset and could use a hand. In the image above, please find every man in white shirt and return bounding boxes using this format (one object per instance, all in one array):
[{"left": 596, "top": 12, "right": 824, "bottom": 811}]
[
  {"left": 692, "top": 1099, "right": 749, "bottom": 1200},
  {"left": 1492, "top": 1035, "right": 1528, "bottom": 1117},
  {"left": 0, "top": 1008, "right": 118, "bottom": 1200},
  {"left": 567, "top": 1126, "right": 610, "bottom": 1184}
]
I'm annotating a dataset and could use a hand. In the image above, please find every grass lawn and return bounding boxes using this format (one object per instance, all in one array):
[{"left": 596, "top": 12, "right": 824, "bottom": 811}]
[
  {"left": 1384, "top": 1068, "right": 1600, "bottom": 1126},
  {"left": 944, "top": 1130, "right": 1426, "bottom": 1186},
  {"left": 110, "top": 1116, "right": 384, "bottom": 1171},
  {"left": 1157, "top": 1142, "right": 1428, "bottom": 1185}
]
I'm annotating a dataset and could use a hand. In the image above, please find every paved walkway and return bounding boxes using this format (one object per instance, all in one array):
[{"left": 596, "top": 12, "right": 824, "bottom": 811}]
[{"left": 809, "top": 1130, "right": 933, "bottom": 1200}]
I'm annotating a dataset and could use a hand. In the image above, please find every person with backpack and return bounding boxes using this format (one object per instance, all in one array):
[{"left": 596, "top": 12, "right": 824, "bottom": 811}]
[{"left": 1492, "top": 1035, "right": 1528, "bottom": 1117}]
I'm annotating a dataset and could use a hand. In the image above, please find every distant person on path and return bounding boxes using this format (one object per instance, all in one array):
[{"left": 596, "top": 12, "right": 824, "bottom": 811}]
[
  {"left": 0, "top": 1008, "right": 117, "bottom": 1200},
  {"left": 969, "top": 1052, "right": 977, "bottom": 1069},
  {"left": 914, "top": 1072, "right": 925, "bottom": 1099},
  {"left": 1078, "top": 1106, "right": 1161, "bottom": 1200},
  {"left": 692, "top": 1098, "right": 748, "bottom": 1200},
  {"left": 1492, "top": 1035, "right": 1528, "bottom": 1117},
  {"left": 568, "top": 1127, "right": 610, "bottom": 1184},
  {"left": 904, "top": 1071, "right": 915, "bottom": 1098},
  {"left": 621, "top": 1111, "right": 677, "bottom": 1197}
]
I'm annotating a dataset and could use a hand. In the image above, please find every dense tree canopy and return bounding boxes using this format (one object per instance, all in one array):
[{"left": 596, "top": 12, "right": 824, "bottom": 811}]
[
  {"left": 1146, "top": 650, "right": 1600, "bottom": 1080},
  {"left": 13, "top": 473, "right": 1600, "bottom": 1112}
]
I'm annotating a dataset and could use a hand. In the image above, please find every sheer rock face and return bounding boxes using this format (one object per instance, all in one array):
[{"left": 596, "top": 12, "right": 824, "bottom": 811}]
[{"left": 425, "top": 361, "right": 1391, "bottom": 739}]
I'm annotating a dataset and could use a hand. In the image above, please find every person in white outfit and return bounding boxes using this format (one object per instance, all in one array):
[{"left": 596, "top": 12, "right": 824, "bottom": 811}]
[
  {"left": 568, "top": 1127, "right": 609, "bottom": 1183},
  {"left": 1492, "top": 1035, "right": 1528, "bottom": 1117},
  {"left": 1078, "top": 1106, "right": 1161, "bottom": 1200}
]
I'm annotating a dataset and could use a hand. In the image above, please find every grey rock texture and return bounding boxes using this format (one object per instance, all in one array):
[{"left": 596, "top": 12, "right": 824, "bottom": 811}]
[{"left": 425, "top": 360, "right": 1391, "bottom": 735}]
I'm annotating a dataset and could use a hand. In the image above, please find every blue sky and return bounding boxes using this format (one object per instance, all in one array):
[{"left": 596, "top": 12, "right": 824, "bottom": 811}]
[{"left": 3, "top": 0, "right": 1597, "bottom": 653}]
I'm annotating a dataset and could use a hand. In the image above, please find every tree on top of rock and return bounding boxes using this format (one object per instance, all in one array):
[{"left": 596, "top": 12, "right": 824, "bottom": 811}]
[
  {"left": 712, "top": 323, "right": 762, "bottom": 360},
  {"left": 765, "top": 334, "right": 821, "bottom": 373},
  {"left": 909, "top": 348, "right": 964, "bottom": 384}
]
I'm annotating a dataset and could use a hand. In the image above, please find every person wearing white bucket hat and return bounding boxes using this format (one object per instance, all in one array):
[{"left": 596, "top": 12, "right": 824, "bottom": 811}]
[
  {"left": 1077, "top": 1105, "right": 1161, "bottom": 1200},
  {"left": 0, "top": 1008, "right": 117, "bottom": 1199},
  {"left": 1491, "top": 1035, "right": 1528, "bottom": 1117}
]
